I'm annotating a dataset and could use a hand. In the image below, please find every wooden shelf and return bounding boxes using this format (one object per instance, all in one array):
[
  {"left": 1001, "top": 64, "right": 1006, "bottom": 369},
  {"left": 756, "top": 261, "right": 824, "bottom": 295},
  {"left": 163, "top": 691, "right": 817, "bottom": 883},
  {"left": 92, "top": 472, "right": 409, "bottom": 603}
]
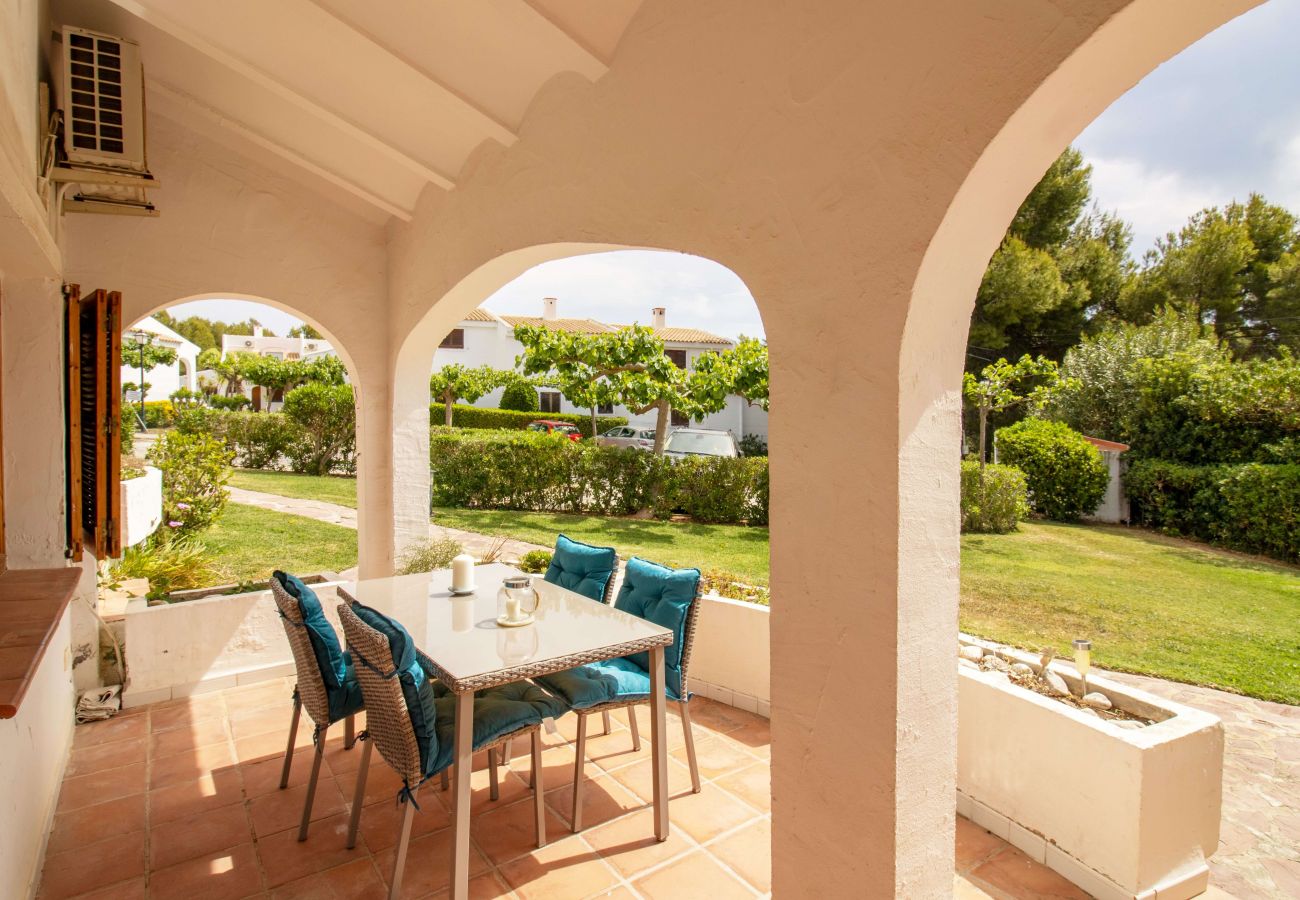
[{"left": 0, "top": 568, "right": 82, "bottom": 719}]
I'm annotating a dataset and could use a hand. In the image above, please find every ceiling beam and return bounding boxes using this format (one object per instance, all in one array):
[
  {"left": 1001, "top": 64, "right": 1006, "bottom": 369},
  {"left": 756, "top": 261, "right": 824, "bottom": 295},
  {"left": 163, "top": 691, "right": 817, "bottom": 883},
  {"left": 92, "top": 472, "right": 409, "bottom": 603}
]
[
  {"left": 148, "top": 81, "right": 414, "bottom": 222},
  {"left": 103, "top": 0, "right": 455, "bottom": 190},
  {"left": 518, "top": 0, "right": 612, "bottom": 73},
  {"left": 305, "top": 0, "right": 518, "bottom": 146}
]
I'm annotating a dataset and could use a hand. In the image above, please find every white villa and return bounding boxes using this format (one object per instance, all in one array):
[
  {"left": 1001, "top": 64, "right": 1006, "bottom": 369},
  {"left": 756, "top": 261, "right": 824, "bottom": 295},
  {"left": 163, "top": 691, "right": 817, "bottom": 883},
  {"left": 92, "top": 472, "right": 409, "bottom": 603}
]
[
  {"left": 437, "top": 297, "right": 769, "bottom": 437},
  {"left": 121, "top": 315, "right": 199, "bottom": 402},
  {"left": 218, "top": 326, "right": 334, "bottom": 363}
]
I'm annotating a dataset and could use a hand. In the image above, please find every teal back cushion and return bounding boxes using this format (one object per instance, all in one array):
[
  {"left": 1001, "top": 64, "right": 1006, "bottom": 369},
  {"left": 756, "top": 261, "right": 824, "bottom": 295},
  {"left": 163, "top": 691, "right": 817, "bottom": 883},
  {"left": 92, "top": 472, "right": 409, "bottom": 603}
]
[
  {"left": 544, "top": 534, "right": 617, "bottom": 602},
  {"left": 350, "top": 602, "right": 441, "bottom": 777},
  {"left": 613, "top": 557, "right": 700, "bottom": 698},
  {"left": 274, "top": 571, "right": 347, "bottom": 692}
]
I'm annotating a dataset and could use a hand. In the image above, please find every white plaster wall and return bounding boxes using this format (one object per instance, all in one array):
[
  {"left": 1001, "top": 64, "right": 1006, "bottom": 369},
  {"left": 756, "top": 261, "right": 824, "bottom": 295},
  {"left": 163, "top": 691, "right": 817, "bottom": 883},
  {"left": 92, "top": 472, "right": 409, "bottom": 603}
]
[
  {"left": 63, "top": 113, "right": 396, "bottom": 577},
  {"left": 123, "top": 581, "right": 342, "bottom": 705},
  {"left": 0, "top": 606, "right": 74, "bottom": 900},
  {"left": 690, "top": 595, "right": 769, "bottom": 706}
]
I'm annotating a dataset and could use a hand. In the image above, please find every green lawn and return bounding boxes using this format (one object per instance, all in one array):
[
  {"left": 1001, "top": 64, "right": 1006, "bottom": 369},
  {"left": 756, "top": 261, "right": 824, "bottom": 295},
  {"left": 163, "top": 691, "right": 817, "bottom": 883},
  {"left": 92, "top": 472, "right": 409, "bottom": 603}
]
[
  {"left": 228, "top": 469, "right": 358, "bottom": 508},
  {"left": 962, "top": 521, "right": 1300, "bottom": 704},
  {"left": 432, "top": 507, "right": 770, "bottom": 583},
  {"left": 211, "top": 472, "right": 1300, "bottom": 703},
  {"left": 198, "top": 503, "right": 357, "bottom": 585}
]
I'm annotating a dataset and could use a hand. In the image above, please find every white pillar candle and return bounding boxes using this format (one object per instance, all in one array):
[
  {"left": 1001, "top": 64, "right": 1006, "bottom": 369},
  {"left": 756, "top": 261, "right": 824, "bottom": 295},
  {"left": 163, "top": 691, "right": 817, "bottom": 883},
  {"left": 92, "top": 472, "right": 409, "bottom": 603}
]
[
  {"left": 505, "top": 594, "right": 521, "bottom": 623},
  {"left": 451, "top": 554, "right": 475, "bottom": 591}
]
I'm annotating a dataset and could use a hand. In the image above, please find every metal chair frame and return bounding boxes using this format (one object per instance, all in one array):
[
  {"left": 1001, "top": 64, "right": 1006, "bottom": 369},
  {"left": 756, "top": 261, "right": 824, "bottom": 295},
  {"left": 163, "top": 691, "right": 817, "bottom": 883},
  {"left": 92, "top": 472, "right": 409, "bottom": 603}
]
[{"left": 269, "top": 578, "right": 357, "bottom": 842}]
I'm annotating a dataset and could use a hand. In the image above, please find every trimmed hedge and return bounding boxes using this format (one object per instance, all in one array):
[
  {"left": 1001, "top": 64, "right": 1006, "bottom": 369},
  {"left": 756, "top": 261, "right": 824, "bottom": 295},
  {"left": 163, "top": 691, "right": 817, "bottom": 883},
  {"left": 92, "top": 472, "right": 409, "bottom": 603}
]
[
  {"left": 996, "top": 419, "right": 1108, "bottom": 521},
  {"left": 428, "top": 403, "right": 626, "bottom": 438},
  {"left": 174, "top": 406, "right": 354, "bottom": 475},
  {"left": 1125, "top": 460, "right": 1300, "bottom": 562},
  {"left": 960, "top": 462, "right": 1029, "bottom": 533},
  {"left": 429, "top": 430, "right": 767, "bottom": 524}
]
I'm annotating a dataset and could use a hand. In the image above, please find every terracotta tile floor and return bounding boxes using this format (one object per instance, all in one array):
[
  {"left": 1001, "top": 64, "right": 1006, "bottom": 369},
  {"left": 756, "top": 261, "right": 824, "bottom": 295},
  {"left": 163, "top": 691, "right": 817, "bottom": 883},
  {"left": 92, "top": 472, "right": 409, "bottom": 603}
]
[{"left": 44, "top": 679, "right": 1091, "bottom": 899}]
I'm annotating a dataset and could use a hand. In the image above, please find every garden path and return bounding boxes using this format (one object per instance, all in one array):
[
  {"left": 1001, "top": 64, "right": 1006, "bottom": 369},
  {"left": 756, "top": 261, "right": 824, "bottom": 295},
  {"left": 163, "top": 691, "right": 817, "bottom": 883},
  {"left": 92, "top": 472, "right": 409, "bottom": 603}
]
[{"left": 225, "top": 487, "right": 548, "bottom": 568}]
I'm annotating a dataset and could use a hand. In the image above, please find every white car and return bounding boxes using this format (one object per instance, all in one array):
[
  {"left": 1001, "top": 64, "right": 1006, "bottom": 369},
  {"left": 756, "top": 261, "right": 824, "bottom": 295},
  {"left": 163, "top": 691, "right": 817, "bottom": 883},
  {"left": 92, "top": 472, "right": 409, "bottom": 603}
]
[
  {"left": 596, "top": 425, "right": 657, "bottom": 451},
  {"left": 663, "top": 428, "right": 740, "bottom": 459}
]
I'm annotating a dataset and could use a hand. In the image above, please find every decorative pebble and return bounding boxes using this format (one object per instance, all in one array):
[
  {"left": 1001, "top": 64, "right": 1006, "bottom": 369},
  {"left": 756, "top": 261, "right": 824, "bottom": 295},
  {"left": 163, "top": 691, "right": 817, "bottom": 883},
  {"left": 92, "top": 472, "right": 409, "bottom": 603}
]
[
  {"left": 1080, "top": 707, "right": 1101, "bottom": 718},
  {"left": 959, "top": 658, "right": 980, "bottom": 671},
  {"left": 959, "top": 646, "right": 984, "bottom": 662},
  {"left": 1010, "top": 663, "right": 1034, "bottom": 676},
  {"left": 1115, "top": 720, "right": 1144, "bottom": 730},
  {"left": 1083, "top": 692, "right": 1113, "bottom": 710},
  {"left": 980, "top": 655, "right": 1011, "bottom": 672},
  {"left": 1043, "top": 670, "right": 1070, "bottom": 696}
]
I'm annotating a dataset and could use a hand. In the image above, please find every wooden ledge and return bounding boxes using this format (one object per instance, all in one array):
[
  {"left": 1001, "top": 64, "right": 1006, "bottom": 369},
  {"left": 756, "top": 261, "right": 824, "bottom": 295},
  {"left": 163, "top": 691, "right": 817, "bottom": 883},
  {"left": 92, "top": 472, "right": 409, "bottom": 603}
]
[{"left": 0, "top": 568, "right": 82, "bottom": 719}]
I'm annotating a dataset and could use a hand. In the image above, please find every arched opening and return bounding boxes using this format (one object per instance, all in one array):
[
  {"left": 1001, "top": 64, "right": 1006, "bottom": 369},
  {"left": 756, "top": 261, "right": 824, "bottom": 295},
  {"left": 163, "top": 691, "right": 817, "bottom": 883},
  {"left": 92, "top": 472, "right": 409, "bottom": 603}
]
[
  {"left": 902, "top": 1, "right": 1281, "bottom": 896},
  {"left": 121, "top": 294, "right": 370, "bottom": 595}
]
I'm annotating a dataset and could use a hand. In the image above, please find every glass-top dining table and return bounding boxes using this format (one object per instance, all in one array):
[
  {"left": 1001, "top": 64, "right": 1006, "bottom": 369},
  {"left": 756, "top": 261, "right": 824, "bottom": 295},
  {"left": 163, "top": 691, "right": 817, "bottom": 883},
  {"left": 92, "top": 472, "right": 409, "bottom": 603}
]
[{"left": 338, "top": 562, "right": 675, "bottom": 900}]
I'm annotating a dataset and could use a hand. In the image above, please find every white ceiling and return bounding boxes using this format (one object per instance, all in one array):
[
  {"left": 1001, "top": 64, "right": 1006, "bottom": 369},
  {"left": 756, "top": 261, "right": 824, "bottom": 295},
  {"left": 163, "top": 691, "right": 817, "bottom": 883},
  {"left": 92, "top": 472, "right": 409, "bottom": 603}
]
[{"left": 51, "top": 0, "right": 644, "bottom": 222}]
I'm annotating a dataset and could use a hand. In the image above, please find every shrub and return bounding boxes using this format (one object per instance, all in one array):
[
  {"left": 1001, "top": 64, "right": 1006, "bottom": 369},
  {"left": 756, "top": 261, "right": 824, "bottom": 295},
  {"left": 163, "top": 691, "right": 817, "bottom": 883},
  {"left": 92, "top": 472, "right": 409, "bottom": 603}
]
[
  {"left": 119, "top": 403, "right": 136, "bottom": 455},
  {"left": 146, "top": 429, "right": 234, "bottom": 535},
  {"left": 499, "top": 379, "right": 539, "bottom": 412},
  {"left": 429, "top": 430, "right": 767, "bottom": 524},
  {"left": 960, "top": 461, "right": 1030, "bottom": 533},
  {"left": 738, "top": 434, "right": 768, "bottom": 457},
  {"left": 518, "top": 550, "right": 553, "bottom": 574},
  {"left": 140, "top": 400, "right": 176, "bottom": 428},
  {"left": 282, "top": 383, "right": 356, "bottom": 475},
  {"left": 1125, "top": 460, "right": 1300, "bottom": 562},
  {"left": 662, "top": 456, "right": 768, "bottom": 524},
  {"left": 169, "top": 388, "right": 203, "bottom": 408},
  {"left": 396, "top": 537, "right": 464, "bottom": 575},
  {"left": 699, "top": 570, "right": 770, "bottom": 606},
  {"left": 226, "top": 412, "right": 301, "bottom": 469},
  {"left": 210, "top": 394, "right": 251, "bottom": 411},
  {"left": 429, "top": 403, "right": 626, "bottom": 438},
  {"left": 996, "top": 419, "right": 1108, "bottom": 521},
  {"left": 110, "top": 531, "right": 220, "bottom": 600}
]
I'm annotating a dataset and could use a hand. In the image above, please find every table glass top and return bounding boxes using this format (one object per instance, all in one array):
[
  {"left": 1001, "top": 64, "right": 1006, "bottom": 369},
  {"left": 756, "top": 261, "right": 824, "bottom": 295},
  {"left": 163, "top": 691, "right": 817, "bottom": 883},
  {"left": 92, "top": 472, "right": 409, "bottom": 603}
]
[{"left": 339, "top": 563, "right": 672, "bottom": 689}]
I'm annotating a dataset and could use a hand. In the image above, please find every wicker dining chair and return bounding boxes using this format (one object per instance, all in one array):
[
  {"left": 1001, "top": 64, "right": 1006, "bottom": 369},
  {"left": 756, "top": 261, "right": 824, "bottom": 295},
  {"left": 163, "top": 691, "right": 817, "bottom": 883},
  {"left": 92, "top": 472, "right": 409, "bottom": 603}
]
[
  {"left": 269, "top": 574, "right": 363, "bottom": 842},
  {"left": 543, "top": 535, "right": 619, "bottom": 733},
  {"left": 337, "top": 602, "right": 559, "bottom": 900},
  {"left": 532, "top": 557, "right": 703, "bottom": 832}
]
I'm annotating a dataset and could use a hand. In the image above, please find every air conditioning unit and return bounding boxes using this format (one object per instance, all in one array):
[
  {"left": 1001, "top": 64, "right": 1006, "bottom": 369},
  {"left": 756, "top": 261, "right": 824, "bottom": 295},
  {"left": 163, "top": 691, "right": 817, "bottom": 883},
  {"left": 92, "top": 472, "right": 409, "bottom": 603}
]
[
  {"left": 50, "top": 25, "right": 157, "bottom": 215},
  {"left": 244, "top": 339, "right": 254, "bottom": 348},
  {"left": 305, "top": 343, "right": 317, "bottom": 351}
]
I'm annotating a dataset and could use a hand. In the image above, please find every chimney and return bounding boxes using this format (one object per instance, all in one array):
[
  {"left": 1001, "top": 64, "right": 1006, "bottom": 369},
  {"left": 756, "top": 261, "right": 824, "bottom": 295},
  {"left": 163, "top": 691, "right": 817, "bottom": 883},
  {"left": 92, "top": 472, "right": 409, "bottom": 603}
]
[
  {"left": 253, "top": 325, "right": 264, "bottom": 338},
  {"left": 542, "top": 297, "right": 558, "bottom": 321},
  {"left": 651, "top": 307, "right": 666, "bottom": 329}
]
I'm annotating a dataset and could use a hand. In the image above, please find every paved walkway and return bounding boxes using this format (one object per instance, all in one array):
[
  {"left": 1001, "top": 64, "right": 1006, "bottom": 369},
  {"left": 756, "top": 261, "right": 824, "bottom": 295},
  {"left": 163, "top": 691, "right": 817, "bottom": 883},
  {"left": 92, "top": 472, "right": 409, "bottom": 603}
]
[
  {"left": 227, "top": 486, "right": 548, "bottom": 566},
  {"left": 228, "top": 485, "right": 1299, "bottom": 895}
]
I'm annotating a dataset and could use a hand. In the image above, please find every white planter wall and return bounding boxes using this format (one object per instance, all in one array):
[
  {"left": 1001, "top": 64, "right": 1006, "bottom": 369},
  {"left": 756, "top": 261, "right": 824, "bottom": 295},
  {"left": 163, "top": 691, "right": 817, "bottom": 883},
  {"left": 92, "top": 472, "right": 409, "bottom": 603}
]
[
  {"left": 689, "top": 594, "right": 771, "bottom": 715},
  {"left": 957, "top": 638, "right": 1223, "bottom": 900},
  {"left": 119, "top": 466, "right": 162, "bottom": 549}
]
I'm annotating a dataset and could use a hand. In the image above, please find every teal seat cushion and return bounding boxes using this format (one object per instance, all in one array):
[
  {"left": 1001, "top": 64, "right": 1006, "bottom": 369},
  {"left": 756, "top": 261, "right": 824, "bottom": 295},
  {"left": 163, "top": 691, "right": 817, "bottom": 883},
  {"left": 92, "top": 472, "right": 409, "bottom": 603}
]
[
  {"left": 613, "top": 557, "right": 700, "bottom": 700},
  {"left": 349, "top": 602, "right": 440, "bottom": 777},
  {"left": 428, "top": 681, "right": 566, "bottom": 774},
  {"left": 534, "top": 656, "right": 668, "bottom": 708},
  {"left": 544, "top": 534, "right": 617, "bottom": 603},
  {"left": 274, "top": 571, "right": 356, "bottom": 721}
]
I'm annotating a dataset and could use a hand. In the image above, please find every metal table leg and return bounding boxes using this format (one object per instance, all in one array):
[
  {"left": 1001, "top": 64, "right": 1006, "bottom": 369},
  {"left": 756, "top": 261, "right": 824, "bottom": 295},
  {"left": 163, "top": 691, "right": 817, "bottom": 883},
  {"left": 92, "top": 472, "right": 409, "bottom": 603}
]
[
  {"left": 649, "top": 644, "right": 669, "bottom": 841},
  {"left": 449, "top": 690, "right": 474, "bottom": 900}
]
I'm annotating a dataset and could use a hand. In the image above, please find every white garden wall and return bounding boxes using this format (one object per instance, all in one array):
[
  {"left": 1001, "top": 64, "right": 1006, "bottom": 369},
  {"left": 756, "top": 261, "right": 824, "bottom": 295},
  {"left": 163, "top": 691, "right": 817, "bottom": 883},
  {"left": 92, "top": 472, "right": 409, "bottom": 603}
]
[
  {"left": 120, "top": 466, "right": 162, "bottom": 548},
  {"left": 122, "top": 576, "right": 343, "bottom": 707}
]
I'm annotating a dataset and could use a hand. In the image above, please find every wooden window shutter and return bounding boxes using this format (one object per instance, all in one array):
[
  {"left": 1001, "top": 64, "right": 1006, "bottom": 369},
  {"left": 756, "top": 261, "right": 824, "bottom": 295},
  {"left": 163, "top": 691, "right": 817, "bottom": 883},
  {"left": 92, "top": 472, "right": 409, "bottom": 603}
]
[{"left": 65, "top": 285, "right": 122, "bottom": 560}]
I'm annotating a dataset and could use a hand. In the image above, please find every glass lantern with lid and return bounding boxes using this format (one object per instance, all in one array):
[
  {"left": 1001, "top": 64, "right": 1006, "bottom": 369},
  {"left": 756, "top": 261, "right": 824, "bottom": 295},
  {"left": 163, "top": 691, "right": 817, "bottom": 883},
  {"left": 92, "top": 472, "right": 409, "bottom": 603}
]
[{"left": 497, "top": 575, "right": 539, "bottom": 626}]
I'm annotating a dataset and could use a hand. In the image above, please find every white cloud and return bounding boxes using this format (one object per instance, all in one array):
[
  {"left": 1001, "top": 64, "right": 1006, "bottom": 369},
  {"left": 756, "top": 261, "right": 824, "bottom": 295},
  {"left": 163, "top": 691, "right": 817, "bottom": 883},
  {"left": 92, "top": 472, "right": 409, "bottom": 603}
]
[{"left": 1086, "top": 156, "right": 1223, "bottom": 254}]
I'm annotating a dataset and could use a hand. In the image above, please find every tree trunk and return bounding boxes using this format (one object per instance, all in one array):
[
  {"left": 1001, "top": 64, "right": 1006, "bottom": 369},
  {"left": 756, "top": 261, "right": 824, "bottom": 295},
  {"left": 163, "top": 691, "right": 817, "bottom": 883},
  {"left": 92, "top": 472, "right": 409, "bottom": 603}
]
[
  {"left": 590, "top": 406, "right": 598, "bottom": 440},
  {"left": 652, "top": 399, "right": 670, "bottom": 455},
  {"left": 978, "top": 405, "right": 988, "bottom": 471},
  {"left": 444, "top": 391, "right": 455, "bottom": 427}
]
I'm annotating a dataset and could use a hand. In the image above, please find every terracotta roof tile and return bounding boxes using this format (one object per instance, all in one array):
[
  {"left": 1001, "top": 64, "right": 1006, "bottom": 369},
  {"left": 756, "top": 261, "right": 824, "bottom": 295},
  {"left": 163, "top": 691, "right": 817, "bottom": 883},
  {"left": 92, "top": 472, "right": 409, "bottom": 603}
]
[
  {"left": 462, "top": 308, "right": 497, "bottom": 322},
  {"left": 499, "top": 315, "right": 615, "bottom": 334},
  {"left": 650, "top": 327, "right": 732, "bottom": 345}
]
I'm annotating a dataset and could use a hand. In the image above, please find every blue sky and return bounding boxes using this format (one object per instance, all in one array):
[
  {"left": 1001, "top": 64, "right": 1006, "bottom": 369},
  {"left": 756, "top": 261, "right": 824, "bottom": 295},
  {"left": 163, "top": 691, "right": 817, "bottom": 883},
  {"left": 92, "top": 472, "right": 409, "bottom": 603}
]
[{"left": 165, "top": 0, "right": 1298, "bottom": 340}]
